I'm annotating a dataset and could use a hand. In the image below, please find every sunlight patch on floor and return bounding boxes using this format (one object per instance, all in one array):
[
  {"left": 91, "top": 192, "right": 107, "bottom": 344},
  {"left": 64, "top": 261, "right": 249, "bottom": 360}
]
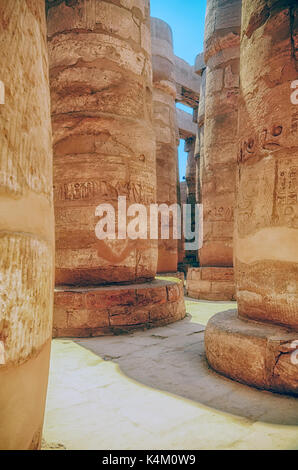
[
  {"left": 43, "top": 339, "right": 298, "bottom": 450},
  {"left": 184, "top": 298, "right": 236, "bottom": 326}
]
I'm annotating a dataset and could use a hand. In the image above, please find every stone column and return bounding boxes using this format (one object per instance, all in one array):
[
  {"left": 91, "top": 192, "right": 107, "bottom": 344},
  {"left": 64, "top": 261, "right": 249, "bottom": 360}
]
[
  {"left": 187, "top": 0, "right": 241, "bottom": 301},
  {"left": 178, "top": 180, "right": 187, "bottom": 268},
  {"left": 194, "top": 53, "right": 206, "bottom": 208},
  {"left": 184, "top": 137, "right": 198, "bottom": 266},
  {"left": 197, "top": 64, "right": 206, "bottom": 209},
  {"left": 48, "top": 0, "right": 157, "bottom": 286},
  {"left": 185, "top": 137, "right": 197, "bottom": 207},
  {"left": 151, "top": 18, "right": 179, "bottom": 274},
  {"left": 193, "top": 53, "right": 206, "bottom": 208},
  {"left": 0, "top": 1, "right": 54, "bottom": 449},
  {"left": 47, "top": 0, "right": 185, "bottom": 336},
  {"left": 205, "top": 0, "right": 298, "bottom": 395}
]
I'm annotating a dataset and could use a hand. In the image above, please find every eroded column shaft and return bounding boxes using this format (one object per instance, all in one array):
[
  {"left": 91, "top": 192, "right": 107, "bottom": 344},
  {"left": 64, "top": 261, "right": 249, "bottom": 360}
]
[
  {"left": 47, "top": 0, "right": 157, "bottom": 286},
  {"left": 187, "top": 0, "right": 241, "bottom": 300},
  {"left": 236, "top": 0, "right": 298, "bottom": 328},
  {"left": 201, "top": 0, "right": 241, "bottom": 268},
  {"left": 151, "top": 17, "right": 179, "bottom": 273},
  {"left": 0, "top": 0, "right": 54, "bottom": 449},
  {"left": 205, "top": 0, "right": 298, "bottom": 395}
]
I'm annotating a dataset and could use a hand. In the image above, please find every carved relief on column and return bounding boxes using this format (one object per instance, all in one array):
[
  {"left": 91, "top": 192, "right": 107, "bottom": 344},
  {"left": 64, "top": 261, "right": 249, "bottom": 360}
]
[
  {"left": 200, "top": 0, "right": 241, "bottom": 268},
  {"left": 48, "top": 2, "right": 186, "bottom": 336},
  {"left": 205, "top": 0, "right": 298, "bottom": 395},
  {"left": 0, "top": 0, "right": 54, "bottom": 449},
  {"left": 236, "top": 0, "right": 298, "bottom": 329},
  {"left": 187, "top": 0, "right": 241, "bottom": 301},
  {"left": 151, "top": 17, "right": 179, "bottom": 273},
  {"left": 195, "top": 52, "right": 207, "bottom": 208},
  {"left": 47, "top": 0, "right": 157, "bottom": 286}
]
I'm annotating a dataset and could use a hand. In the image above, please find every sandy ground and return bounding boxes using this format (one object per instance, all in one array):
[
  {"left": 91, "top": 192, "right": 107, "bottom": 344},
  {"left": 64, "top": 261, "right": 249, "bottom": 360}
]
[{"left": 42, "top": 297, "right": 298, "bottom": 450}]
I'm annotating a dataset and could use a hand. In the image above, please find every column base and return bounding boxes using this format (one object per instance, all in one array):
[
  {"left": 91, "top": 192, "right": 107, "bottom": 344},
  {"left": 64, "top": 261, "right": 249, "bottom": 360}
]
[
  {"left": 205, "top": 310, "right": 298, "bottom": 396},
  {"left": 186, "top": 267, "right": 235, "bottom": 300},
  {"left": 53, "top": 279, "right": 186, "bottom": 337}
]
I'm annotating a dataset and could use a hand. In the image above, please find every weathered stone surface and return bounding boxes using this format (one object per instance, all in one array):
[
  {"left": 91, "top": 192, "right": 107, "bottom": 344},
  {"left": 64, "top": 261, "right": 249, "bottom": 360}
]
[
  {"left": 175, "top": 56, "right": 201, "bottom": 108},
  {"left": 236, "top": 0, "right": 298, "bottom": 328},
  {"left": 200, "top": 0, "right": 241, "bottom": 269},
  {"left": 151, "top": 18, "right": 179, "bottom": 273},
  {"left": 183, "top": 136, "right": 199, "bottom": 268},
  {"left": 190, "top": 0, "right": 241, "bottom": 301},
  {"left": 194, "top": 58, "right": 206, "bottom": 220},
  {"left": 204, "top": 0, "right": 242, "bottom": 64},
  {"left": 177, "top": 108, "right": 197, "bottom": 139},
  {"left": 0, "top": 0, "right": 54, "bottom": 449},
  {"left": 205, "top": 310, "right": 298, "bottom": 395},
  {"left": 185, "top": 137, "right": 196, "bottom": 206},
  {"left": 53, "top": 279, "right": 186, "bottom": 336},
  {"left": 194, "top": 52, "right": 205, "bottom": 76},
  {"left": 48, "top": 0, "right": 157, "bottom": 285},
  {"left": 205, "top": 0, "right": 298, "bottom": 396},
  {"left": 186, "top": 268, "right": 235, "bottom": 301}
]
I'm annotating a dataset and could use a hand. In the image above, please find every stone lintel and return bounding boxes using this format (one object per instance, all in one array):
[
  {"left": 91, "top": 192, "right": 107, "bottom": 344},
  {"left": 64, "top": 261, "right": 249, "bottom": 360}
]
[
  {"left": 176, "top": 108, "right": 197, "bottom": 139},
  {"left": 194, "top": 52, "right": 206, "bottom": 76},
  {"left": 174, "top": 55, "right": 201, "bottom": 107}
]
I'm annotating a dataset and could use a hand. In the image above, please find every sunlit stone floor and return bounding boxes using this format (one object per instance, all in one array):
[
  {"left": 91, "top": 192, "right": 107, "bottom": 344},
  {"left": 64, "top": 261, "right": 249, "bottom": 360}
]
[{"left": 42, "top": 298, "right": 298, "bottom": 450}]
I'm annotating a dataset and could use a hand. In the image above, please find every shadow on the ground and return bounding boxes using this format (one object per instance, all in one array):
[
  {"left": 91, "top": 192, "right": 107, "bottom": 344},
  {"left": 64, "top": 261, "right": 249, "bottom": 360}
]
[{"left": 75, "top": 310, "right": 298, "bottom": 426}]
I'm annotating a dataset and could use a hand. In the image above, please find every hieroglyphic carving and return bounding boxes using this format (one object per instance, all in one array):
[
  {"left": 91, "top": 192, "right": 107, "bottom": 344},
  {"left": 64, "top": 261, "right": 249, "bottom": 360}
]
[
  {"left": 237, "top": 158, "right": 275, "bottom": 236},
  {"left": 238, "top": 125, "right": 283, "bottom": 163},
  {"left": 237, "top": 156, "right": 298, "bottom": 236},
  {"left": 54, "top": 180, "right": 155, "bottom": 205},
  {"left": 205, "top": 206, "right": 234, "bottom": 222},
  {"left": 275, "top": 161, "right": 298, "bottom": 228}
]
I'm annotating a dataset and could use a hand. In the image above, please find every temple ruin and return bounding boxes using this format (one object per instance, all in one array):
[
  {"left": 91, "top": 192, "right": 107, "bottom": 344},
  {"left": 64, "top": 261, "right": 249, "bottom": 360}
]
[
  {"left": 48, "top": 1, "right": 186, "bottom": 338},
  {"left": 205, "top": 0, "right": 298, "bottom": 395},
  {"left": 0, "top": 0, "right": 297, "bottom": 451}
]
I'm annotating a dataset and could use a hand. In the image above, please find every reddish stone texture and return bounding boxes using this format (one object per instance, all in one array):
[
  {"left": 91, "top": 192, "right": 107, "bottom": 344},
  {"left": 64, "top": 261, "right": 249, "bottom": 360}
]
[
  {"left": 185, "top": 137, "right": 197, "bottom": 207},
  {"left": 151, "top": 18, "right": 179, "bottom": 273},
  {"left": 187, "top": 268, "right": 235, "bottom": 301},
  {"left": 200, "top": 0, "right": 241, "bottom": 271},
  {"left": 178, "top": 182, "right": 187, "bottom": 266},
  {"left": 194, "top": 52, "right": 206, "bottom": 208},
  {"left": 205, "top": 0, "right": 298, "bottom": 395},
  {"left": 235, "top": 0, "right": 298, "bottom": 329},
  {"left": 186, "top": 0, "right": 241, "bottom": 301},
  {"left": 53, "top": 279, "right": 186, "bottom": 337},
  {"left": 183, "top": 136, "right": 199, "bottom": 267},
  {"left": 47, "top": 0, "right": 157, "bottom": 286},
  {"left": 205, "top": 310, "right": 298, "bottom": 395},
  {"left": 0, "top": 0, "right": 54, "bottom": 449}
]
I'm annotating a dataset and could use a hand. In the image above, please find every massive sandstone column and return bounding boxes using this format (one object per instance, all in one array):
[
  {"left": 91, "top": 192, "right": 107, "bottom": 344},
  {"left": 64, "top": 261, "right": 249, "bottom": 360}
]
[
  {"left": 48, "top": 0, "right": 157, "bottom": 286},
  {"left": 151, "top": 18, "right": 179, "bottom": 273},
  {"left": 186, "top": 55, "right": 206, "bottom": 293},
  {"left": 194, "top": 53, "right": 206, "bottom": 210},
  {"left": 205, "top": 0, "right": 298, "bottom": 395},
  {"left": 185, "top": 137, "right": 196, "bottom": 208},
  {"left": 184, "top": 136, "right": 198, "bottom": 266},
  {"left": 187, "top": 0, "right": 241, "bottom": 301},
  {"left": 0, "top": 1, "right": 54, "bottom": 449},
  {"left": 47, "top": 1, "right": 185, "bottom": 336}
]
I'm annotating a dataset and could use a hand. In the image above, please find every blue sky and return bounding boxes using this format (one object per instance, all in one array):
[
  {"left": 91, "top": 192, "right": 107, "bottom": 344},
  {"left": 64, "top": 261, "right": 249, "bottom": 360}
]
[{"left": 150, "top": 0, "right": 207, "bottom": 181}]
